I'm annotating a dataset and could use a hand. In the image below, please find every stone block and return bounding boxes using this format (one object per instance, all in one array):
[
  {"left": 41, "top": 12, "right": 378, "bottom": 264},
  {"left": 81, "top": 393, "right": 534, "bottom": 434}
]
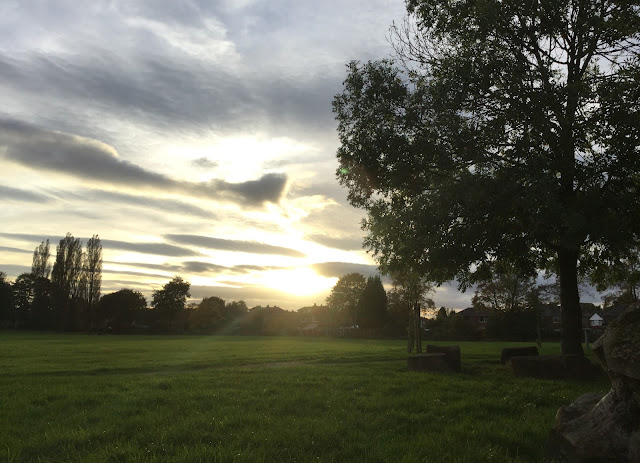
[
  {"left": 426, "top": 344, "right": 461, "bottom": 371},
  {"left": 407, "top": 353, "right": 448, "bottom": 372},
  {"left": 500, "top": 346, "right": 538, "bottom": 365}
]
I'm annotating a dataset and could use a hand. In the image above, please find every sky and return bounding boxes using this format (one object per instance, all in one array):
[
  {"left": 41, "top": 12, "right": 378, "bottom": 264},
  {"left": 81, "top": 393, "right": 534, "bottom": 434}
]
[{"left": 0, "top": 0, "right": 594, "bottom": 310}]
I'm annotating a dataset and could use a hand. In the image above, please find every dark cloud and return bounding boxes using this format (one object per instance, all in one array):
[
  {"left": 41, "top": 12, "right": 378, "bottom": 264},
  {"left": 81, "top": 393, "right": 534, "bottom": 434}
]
[
  {"left": 102, "top": 239, "right": 198, "bottom": 257},
  {"left": 85, "top": 190, "right": 217, "bottom": 219},
  {"left": 192, "top": 157, "right": 219, "bottom": 169},
  {"left": 0, "top": 233, "right": 198, "bottom": 257},
  {"left": 165, "top": 234, "right": 306, "bottom": 258},
  {"left": 0, "top": 118, "right": 287, "bottom": 206},
  {"left": 102, "top": 268, "right": 171, "bottom": 279},
  {"left": 310, "top": 262, "right": 379, "bottom": 279},
  {"left": 182, "top": 261, "right": 229, "bottom": 274},
  {"left": 0, "top": 185, "right": 52, "bottom": 203},
  {"left": 103, "top": 261, "right": 183, "bottom": 273},
  {"left": 306, "top": 234, "right": 363, "bottom": 251},
  {"left": 0, "top": 246, "right": 32, "bottom": 255}
]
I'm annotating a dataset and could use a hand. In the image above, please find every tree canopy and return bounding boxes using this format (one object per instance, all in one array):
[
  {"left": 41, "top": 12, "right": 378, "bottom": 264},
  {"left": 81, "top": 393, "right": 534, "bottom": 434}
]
[
  {"left": 333, "top": 0, "right": 640, "bottom": 355},
  {"left": 326, "top": 272, "right": 367, "bottom": 326}
]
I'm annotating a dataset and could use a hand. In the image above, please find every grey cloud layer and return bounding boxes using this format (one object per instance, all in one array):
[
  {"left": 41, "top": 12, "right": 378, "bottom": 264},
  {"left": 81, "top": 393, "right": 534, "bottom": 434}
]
[
  {"left": 0, "top": 119, "right": 287, "bottom": 206},
  {"left": 166, "top": 234, "right": 306, "bottom": 258},
  {"left": 0, "top": 233, "right": 197, "bottom": 257},
  {"left": 310, "top": 262, "right": 379, "bottom": 278},
  {"left": 0, "top": 185, "right": 52, "bottom": 203}
]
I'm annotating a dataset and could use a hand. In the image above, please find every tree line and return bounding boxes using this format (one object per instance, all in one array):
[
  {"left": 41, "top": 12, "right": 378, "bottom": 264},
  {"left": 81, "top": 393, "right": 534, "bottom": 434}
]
[{"left": 1, "top": 233, "right": 102, "bottom": 330}]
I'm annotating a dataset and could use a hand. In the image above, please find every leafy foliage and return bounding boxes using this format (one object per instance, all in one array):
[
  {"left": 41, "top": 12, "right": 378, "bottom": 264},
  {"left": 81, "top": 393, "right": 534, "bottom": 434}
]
[
  {"left": 152, "top": 276, "right": 191, "bottom": 314},
  {"left": 98, "top": 289, "right": 147, "bottom": 331},
  {"left": 333, "top": 0, "right": 640, "bottom": 354},
  {"left": 356, "top": 275, "right": 388, "bottom": 330},
  {"left": 31, "top": 240, "right": 51, "bottom": 279},
  {"left": 326, "top": 273, "right": 367, "bottom": 326}
]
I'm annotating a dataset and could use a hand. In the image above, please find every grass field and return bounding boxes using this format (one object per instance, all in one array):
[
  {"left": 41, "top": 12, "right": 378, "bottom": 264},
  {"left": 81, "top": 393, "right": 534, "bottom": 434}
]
[{"left": 0, "top": 333, "right": 610, "bottom": 462}]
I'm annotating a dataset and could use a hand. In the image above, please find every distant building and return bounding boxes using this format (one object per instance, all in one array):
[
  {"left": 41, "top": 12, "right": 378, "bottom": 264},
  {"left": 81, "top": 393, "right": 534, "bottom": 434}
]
[{"left": 458, "top": 307, "right": 492, "bottom": 329}]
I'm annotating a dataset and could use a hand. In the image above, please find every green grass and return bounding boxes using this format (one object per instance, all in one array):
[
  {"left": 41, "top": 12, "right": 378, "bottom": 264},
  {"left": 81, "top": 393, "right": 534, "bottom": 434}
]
[{"left": 0, "top": 333, "right": 609, "bottom": 462}]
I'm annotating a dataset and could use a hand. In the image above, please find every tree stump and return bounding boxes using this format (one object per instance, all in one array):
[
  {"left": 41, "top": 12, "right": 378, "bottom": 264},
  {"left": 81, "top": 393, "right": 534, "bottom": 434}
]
[
  {"left": 544, "top": 306, "right": 640, "bottom": 462},
  {"left": 500, "top": 346, "right": 539, "bottom": 365},
  {"left": 426, "top": 344, "right": 461, "bottom": 371},
  {"left": 407, "top": 353, "right": 448, "bottom": 372}
]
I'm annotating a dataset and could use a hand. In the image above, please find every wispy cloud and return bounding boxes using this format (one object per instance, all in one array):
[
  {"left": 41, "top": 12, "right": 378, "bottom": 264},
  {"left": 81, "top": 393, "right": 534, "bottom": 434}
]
[
  {"left": 0, "top": 184, "right": 52, "bottom": 203},
  {"left": 310, "top": 262, "right": 379, "bottom": 278},
  {"left": 165, "top": 234, "right": 306, "bottom": 258}
]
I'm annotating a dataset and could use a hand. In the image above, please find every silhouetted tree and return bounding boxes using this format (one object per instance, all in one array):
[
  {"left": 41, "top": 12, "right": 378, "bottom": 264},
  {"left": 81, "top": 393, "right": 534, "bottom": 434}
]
[
  {"left": 152, "top": 276, "right": 191, "bottom": 332},
  {"left": 471, "top": 262, "right": 536, "bottom": 312},
  {"left": 333, "top": 1, "right": 640, "bottom": 355},
  {"left": 189, "top": 296, "right": 226, "bottom": 332},
  {"left": 326, "top": 273, "right": 367, "bottom": 328},
  {"left": 356, "top": 275, "right": 388, "bottom": 331},
  {"left": 0, "top": 272, "right": 13, "bottom": 328},
  {"left": 51, "top": 233, "right": 83, "bottom": 329},
  {"left": 31, "top": 240, "right": 51, "bottom": 279},
  {"left": 98, "top": 289, "right": 147, "bottom": 332},
  {"left": 388, "top": 270, "right": 434, "bottom": 351},
  {"left": 12, "top": 273, "right": 34, "bottom": 328},
  {"left": 82, "top": 235, "right": 102, "bottom": 315}
]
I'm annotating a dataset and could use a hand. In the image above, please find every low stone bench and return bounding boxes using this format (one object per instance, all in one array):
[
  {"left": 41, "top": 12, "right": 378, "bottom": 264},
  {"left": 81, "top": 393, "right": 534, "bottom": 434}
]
[
  {"left": 500, "top": 346, "right": 539, "bottom": 365},
  {"left": 511, "top": 354, "right": 599, "bottom": 380},
  {"left": 407, "top": 353, "right": 448, "bottom": 372},
  {"left": 426, "top": 344, "right": 461, "bottom": 371}
]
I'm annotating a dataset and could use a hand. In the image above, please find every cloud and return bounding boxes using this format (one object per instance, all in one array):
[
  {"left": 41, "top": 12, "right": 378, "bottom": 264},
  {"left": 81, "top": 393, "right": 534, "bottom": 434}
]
[
  {"left": 310, "top": 262, "right": 379, "bottom": 278},
  {"left": 306, "top": 234, "right": 363, "bottom": 251},
  {"left": 182, "top": 261, "right": 229, "bottom": 274},
  {"left": 102, "top": 268, "right": 171, "bottom": 279},
  {"left": 104, "top": 261, "right": 183, "bottom": 273},
  {"left": 0, "top": 118, "right": 287, "bottom": 206},
  {"left": 0, "top": 246, "right": 32, "bottom": 255},
  {"left": 165, "top": 234, "right": 306, "bottom": 258},
  {"left": 192, "top": 157, "right": 219, "bottom": 169},
  {"left": 0, "top": 233, "right": 198, "bottom": 257},
  {"left": 0, "top": 184, "right": 52, "bottom": 203}
]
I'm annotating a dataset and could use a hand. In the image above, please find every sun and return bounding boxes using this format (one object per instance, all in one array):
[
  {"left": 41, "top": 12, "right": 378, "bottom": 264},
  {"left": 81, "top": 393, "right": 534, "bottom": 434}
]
[{"left": 260, "top": 267, "right": 337, "bottom": 297}]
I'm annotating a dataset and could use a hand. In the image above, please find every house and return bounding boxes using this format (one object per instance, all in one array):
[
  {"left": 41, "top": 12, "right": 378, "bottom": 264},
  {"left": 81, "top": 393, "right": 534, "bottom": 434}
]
[
  {"left": 297, "top": 304, "right": 331, "bottom": 336},
  {"left": 458, "top": 307, "right": 492, "bottom": 329},
  {"left": 589, "top": 313, "right": 603, "bottom": 327}
]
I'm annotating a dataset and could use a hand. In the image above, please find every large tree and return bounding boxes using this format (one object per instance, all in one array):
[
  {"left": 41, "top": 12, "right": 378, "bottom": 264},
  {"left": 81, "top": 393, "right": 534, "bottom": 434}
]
[
  {"left": 356, "top": 275, "right": 388, "bottom": 330},
  {"left": 326, "top": 273, "right": 367, "bottom": 326},
  {"left": 333, "top": 0, "right": 640, "bottom": 355},
  {"left": 31, "top": 240, "right": 51, "bottom": 279},
  {"left": 152, "top": 276, "right": 191, "bottom": 315},
  {"left": 83, "top": 235, "right": 102, "bottom": 309},
  {"left": 51, "top": 233, "right": 83, "bottom": 302}
]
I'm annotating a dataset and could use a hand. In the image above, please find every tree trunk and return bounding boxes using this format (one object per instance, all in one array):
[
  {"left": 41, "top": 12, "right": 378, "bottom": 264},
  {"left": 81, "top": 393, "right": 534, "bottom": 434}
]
[
  {"left": 558, "top": 247, "right": 584, "bottom": 356},
  {"left": 415, "top": 303, "right": 422, "bottom": 353}
]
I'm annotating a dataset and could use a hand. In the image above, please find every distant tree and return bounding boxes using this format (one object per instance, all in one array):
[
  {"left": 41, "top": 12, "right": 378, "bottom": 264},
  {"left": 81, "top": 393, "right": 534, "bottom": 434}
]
[
  {"left": 471, "top": 263, "right": 536, "bottom": 312},
  {"left": 226, "top": 300, "right": 248, "bottom": 319},
  {"left": 98, "top": 289, "right": 147, "bottom": 331},
  {"left": 12, "top": 273, "right": 35, "bottom": 327},
  {"left": 189, "top": 296, "right": 226, "bottom": 332},
  {"left": 326, "top": 273, "right": 367, "bottom": 327},
  {"left": 0, "top": 272, "right": 14, "bottom": 327},
  {"left": 333, "top": 1, "right": 640, "bottom": 356},
  {"left": 51, "top": 233, "right": 83, "bottom": 302},
  {"left": 83, "top": 235, "right": 102, "bottom": 309},
  {"left": 51, "top": 233, "right": 83, "bottom": 329},
  {"left": 356, "top": 275, "right": 388, "bottom": 331},
  {"left": 31, "top": 276, "right": 52, "bottom": 329},
  {"left": 152, "top": 276, "right": 191, "bottom": 332},
  {"left": 591, "top": 248, "right": 640, "bottom": 309},
  {"left": 31, "top": 240, "right": 51, "bottom": 279},
  {"left": 388, "top": 270, "right": 434, "bottom": 351}
]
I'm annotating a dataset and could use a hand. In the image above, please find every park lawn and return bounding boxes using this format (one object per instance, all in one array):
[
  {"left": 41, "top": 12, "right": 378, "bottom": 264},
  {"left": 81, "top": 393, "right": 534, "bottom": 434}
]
[{"left": 0, "top": 333, "right": 610, "bottom": 463}]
